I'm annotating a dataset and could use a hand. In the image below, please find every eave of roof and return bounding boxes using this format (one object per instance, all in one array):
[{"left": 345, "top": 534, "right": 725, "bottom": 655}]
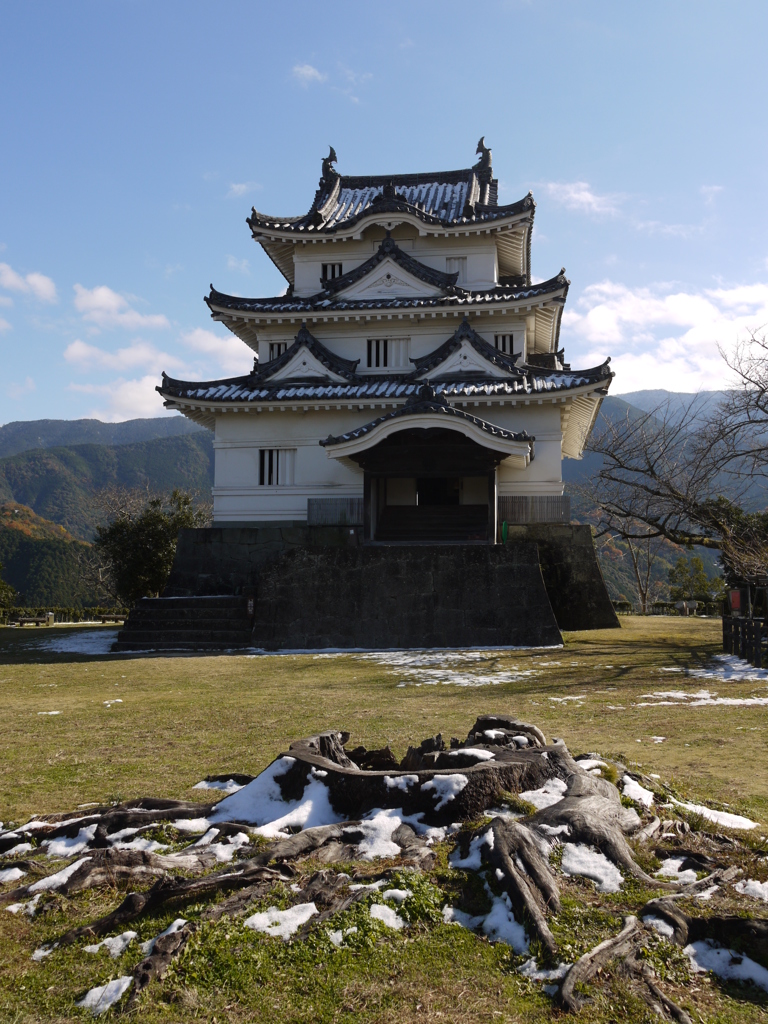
[
  {"left": 320, "top": 234, "right": 460, "bottom": 295},
  {"left": 254, "top": 323, "right": 360, "bottom": 382},
  {"left": 206, "top": 270, "right": 569, "bottom": 317}
]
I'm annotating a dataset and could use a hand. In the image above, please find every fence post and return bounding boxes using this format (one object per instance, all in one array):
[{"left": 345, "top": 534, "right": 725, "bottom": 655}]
[{"left": 755, "top": 620, "right": 763, "bottom": 669}]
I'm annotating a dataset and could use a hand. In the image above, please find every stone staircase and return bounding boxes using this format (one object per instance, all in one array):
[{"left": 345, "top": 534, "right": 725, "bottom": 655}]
[
  {"left": 114, "top": 596, "right": 253, "bottom": 651},
  {"left": 375, "top": 504, "right": 489, "bottom": 543}
]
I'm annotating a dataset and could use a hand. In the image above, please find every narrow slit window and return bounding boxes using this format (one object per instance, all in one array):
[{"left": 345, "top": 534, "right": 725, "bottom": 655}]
[
  {"left": 258, "top": 448, "right": 295, "bottom": 486},
  {"left": 367, "top": 338, "right": 388, "bottom": 368},
  {"left": 321, "top": 263, "right": 342, "bottom": 281},
  {"left": 268, "top": 342, "right": 288, "bottom": 361},
  {"left": 495, "top": 334, "right": 521, "bottom": 357}
]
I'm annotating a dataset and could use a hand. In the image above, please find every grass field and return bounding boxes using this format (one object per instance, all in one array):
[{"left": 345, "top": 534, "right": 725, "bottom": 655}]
[{"left": 2, "top": 616, "right": 768, "bottom": 1022}]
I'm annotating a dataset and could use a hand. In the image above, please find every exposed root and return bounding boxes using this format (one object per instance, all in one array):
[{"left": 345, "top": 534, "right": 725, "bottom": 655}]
[{"left": 559, "top": 916, "right": 641, "bottom": 1011}]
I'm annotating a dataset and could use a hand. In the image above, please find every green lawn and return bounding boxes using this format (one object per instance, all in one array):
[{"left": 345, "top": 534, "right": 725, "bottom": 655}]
[{"left": 2, "top": 616, "right": 768, "bottom": 1023}]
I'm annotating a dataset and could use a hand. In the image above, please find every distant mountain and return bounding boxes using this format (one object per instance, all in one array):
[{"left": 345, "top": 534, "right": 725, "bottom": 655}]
[
  {"left": 0, "top": 501, "right": 79, "bottom": 542},
  {"left": 0, "top": 433, "right": 214, "bottom": 540},
  {"left": 616, "top": 389, "right": 727, "bottom": 425},
  {"left": 0, "top": 416, "right": 206, "bottom": 460}
]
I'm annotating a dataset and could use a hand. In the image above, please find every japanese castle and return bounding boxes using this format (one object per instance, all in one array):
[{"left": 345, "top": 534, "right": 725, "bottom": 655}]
[{"left": 116, "top": 142, "right": 618, "bottom": 651}]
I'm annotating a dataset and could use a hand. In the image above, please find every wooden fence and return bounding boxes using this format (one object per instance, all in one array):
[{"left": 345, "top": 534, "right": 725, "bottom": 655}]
[{"left": 722, "top": 616, "right": 765, "bottom": 668}]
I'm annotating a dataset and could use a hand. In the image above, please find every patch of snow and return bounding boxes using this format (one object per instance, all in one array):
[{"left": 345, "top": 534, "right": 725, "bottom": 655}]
[
  {"left": 518, "top": 957, "right": 571, "bottom": 982},
  {"left": 193, "top": 779, "right": 245, "bottom": 794},
  {"left": 370, "top": 903, "right": 405, "bottom": 930},
  {"left": 6, "top": 894, "right": 41, "bottom": 916},
  {"left": 193, "top": 828, "right": 220, "bottom": 847},
  {"left": 31, "top": 943, "right": 56, "bottom": 961},
  {"left": 75, "top": 975, "right": 133, "bottom": 1014},
  {"left": 482, "top": 893, "right": 529, "bottom": 952},
  {"left": 421, "top": 774, "right": 468, "bottom": 811},
  {"left": 548, "top": 695, "right": 586, "bottom": 703},
  {"left": 43, "top": 824, "right": 97, "bottom": 858},
  {"left": 110, "top": 837, "right": 167, "bottom": 853},
  {"left": 244, "top": 902, "right": 318, "bottom": 940},
  {"left": 655, "top": 857, "right": 698, "bottom": 885},
  {"left": 349, "top": 879, "right": 387, "bottom": 892},
  {"left": 0, "top": 867, "right": 25, "bottom": 884},
  {"left": 643, "top": 915, "right": 675, "bottom": 938},
  {"left": 537, "top": 823, "right": 571, "bottom": 838},
  {"left": 207, "top": 832, "right": 250, "bottom": 863},
  {"left": 350, "top": 809, "right": 404, "bottom": 860},
  {"left": 103, "top": 699, "right": 122, "bottom": 707},
  {"left": 484, "top": 729, "right": 507, "bottom": 740},
  {"left": 173, "top": 818, "right": 212, "bottom": 833},
  {"left": 519, "top": 778, "right": 567, "bottom": 810},
  {"left": 622, "top": 775, "right": 655, "bottom": 809},
  {"left": 40, "top": 630, "right": 120, "bottom": 656},
  {"left": 442, "top": 905, "right": 485, "bottom": 930},
  {"left": 449, "top": 748, "right": 494, "bottom": 760},
  {"left": 652, "top": 736, "right": 666, "bottom": 743},
  {"left": 382, "top": 888, "right": 411, "bottom": 903},
  {"left": 37, "top": 711, "right": 61, "bottom": 716},
  {"left": 327, "top": 926, "right": 357, "bottom": 947},
  {"left": 734, "top": 878, "right": 768, "bottom": 902},
  {"left": 450, "top": 830, "right": 494, "bottom": 870},
  {"left": 210, "top": 756, "right": 344, "bottom": 837},
  {"left": 695, "top": 885, "right": 719, "bottom": 901},
  {"left": 685, "top": 939, "right": 768, "bottom": 991},
  {"left": 576, "top": 759, "right": 608, "bottom": 771},
  {"left": 384, "top": 774, "right": 419, "bottom": 792},
  {"left": 669, "top": 797, "right": 758, "bottom": 830},
  {"left": 660, "top": 667, "right": 683, "bottom": 673},
  {"left": 561, "top": 844, "right": 623, "bottom": 893},
  {"left": 689, "top": 654, "right": 768, "bottom": 681},
  {"left": 1, "top": 843, "right": 33, "bottom": 858},
  {"left": 140, "top": 918, "right": 187, "bottom": 955},
  {"left": 84, "top": 931, "right": 137, "bottom": 958},
  {"left": 29, "top": 857, "right": 90, "bottom": 892}
]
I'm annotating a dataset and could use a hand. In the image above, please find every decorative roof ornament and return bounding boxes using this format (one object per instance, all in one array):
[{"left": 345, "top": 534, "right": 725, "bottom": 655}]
[
  {"left": 320, "top": 146, "right": 338, "bottom": 185},
  {"left": 473, "top": 137, "right": 492, "bottom": 176}
]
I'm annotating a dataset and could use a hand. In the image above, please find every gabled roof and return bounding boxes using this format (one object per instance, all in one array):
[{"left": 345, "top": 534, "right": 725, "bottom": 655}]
[
  {"left": 254, "top": 324, "right": 360, "bottom": 381},
  {"left": 411, "top": 318, "right": 522, "bottom": 378},
  {"left": 206, "top": 269, "right": 569, "bottom": 317},
  {"left": 321, "top": 234, "right": 461, "bottom": 296},
  {"left": 320, "top": 383, "right": 533, "bottom": 456},
  {"left": 247, "top": 142, "right": 535, "bottom": 238}
]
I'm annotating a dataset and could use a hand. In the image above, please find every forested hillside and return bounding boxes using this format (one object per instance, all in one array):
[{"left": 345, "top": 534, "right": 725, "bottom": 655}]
[
  {"left": 0, "top": 416, "right": 205, "bottom": 459},
  {"left": 0, "top": 433, "right": 214, "bottom": 540}
]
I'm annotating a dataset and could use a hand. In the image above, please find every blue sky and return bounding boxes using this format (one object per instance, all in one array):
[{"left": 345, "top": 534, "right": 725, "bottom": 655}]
[{"left": 1, "top": 0, "right": 767, "bottom": 422}]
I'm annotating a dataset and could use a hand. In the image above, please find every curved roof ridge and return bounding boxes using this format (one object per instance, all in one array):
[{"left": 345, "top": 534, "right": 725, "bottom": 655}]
[
  {"left": 320, "top": 234, "right": 461, "bottom": 296},
  {"left": 256, "top": 322, "right": 361, "bottom": 381},
  {"left": 409, "top": 316, "right": 525, "bottom": 378}
]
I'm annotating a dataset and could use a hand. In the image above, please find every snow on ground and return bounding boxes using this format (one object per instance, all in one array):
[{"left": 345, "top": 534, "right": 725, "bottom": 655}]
[
  {"left": 518, "top": 957, "right": 572, "bottom": 985},
  {"left": 31, "top": 944, "right": 56, "bottom": 961},
  {"left": 327, "top": 926, "right": 357, "bottom": 946},
  {"left": 686, "top": 939, "right": 768, "bottom": 992},
  {"left": 449, "top": 830, "right": 494, "bottom": 870},
  {"left": 689, "top": 654, "right": 768, "bottom": 681},
  {"left": 6, "top": 894, "right": 41, "bottom": 916},
  {"left": 384, "top": 774, "right": 419, "bottom": 792},
  {"left": 381, "top": 888, "right": 411, "bottom": 903},
  {"left": 0, "top": 867, "right": 25, "bottom": 884},
  {"left": 420, "top": 774, "right": 468, "bottom": 811},
  {"left": 482, "top": 891, "right": 529, "bottom": 952},
  {"left": 359, "top": 649, "right": 549, "bottom": 687},
  {"left": 669, "top": 796, "right": 758, "bottom": 830},
  {"left": 655, "top": 857, "right": 698, "bottom": 885},
  {"left": 193, "top": 779, "right": 245, "bottom": 795},
  {"left": 43, "top": 824, "right": 97, "bottom": 858},
  {"left": 1, "top": 843, "right": 32, "bottom": 858},
  {"left": 75, "top": 975, "right": 133, "bottom": 1014},
  {"left": 29, "top": 857, "right": 90, "bottom": 892},
  {"left": 518, "top": 778, "right": 567, "bottom": 810},
  {"left": 84, "top": 931, "right": 137, "bottom": 958},
  {"left": 37, "top": 630, "right": 120, "bottom": 655},
  {"left": 442, "top": 905, "right": 485, "bottom": 930},
  {"left": 734, "top": 878, "right": 768, "bottom": 902},
  {"left": 244, "top": 902, "right": 318, "bottom": 940},
  {"left": 140, "top": 919, "right": 187, "bottom": 955},
  {"left": 370, "top": 903, "right": 405, "bottom": 930},
  {"left": 621, "top": 775, "right": 655, "bottom": 809},
  {"left": 561, "top": 844, "right": 623, "bottom": 893},
  {"left": 37, "top": 711, "right": 61, "bottom": 716},
  {"left": 173, "top": 817, "right": 211, "bottom": 832},
  {"left": 209, "top": 756, "right": 344, "bottom": 837},
  {"left": 643, "top": 915, "right": 676, "bottom": 938}
]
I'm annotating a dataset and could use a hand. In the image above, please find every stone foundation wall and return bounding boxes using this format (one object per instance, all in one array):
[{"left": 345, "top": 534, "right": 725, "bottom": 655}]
[
  {"left": 506, "top": 523, "right": 619, "bottom": 631},
  {"left": 250, "top": 543, "right": 561, "bottom": 650}
]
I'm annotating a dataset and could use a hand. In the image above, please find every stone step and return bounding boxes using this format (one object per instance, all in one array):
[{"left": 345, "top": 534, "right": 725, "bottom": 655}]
[
  {"left": 135, "top": 596, "right": 247, "bottom": 610},
  {"left": 113, "top": 639, "right": 254, "bottom": 651},
  {"left": 121, "top": 613, "right": 252, "bottom": 628},
  {"left": 115, "top": 622, "right": 250, "bottom": 638}
]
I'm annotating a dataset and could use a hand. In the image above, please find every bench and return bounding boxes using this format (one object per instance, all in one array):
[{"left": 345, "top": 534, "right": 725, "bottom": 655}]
[
  {"left": 100, "top": 614, "right": 125, "bottom": 624},
  {"left": 11, "top": 617, "right": 51, "bottom": 626}
]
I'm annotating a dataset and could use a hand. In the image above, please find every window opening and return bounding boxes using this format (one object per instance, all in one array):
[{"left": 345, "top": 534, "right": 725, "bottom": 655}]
[
  {"left": 257, "top": 448, "right": 296, "bottom": 486},
  {"left": 268, "top": 342, "right": 288, "bottom": 361},
  {"left": 321, "top": 263, "right": 342, "bottom": 281},
  {"left": 494, "top": 334, "right": 521, "bottom": 357},
  {"left": 366, "top": 337, "right": 410, "bottom": 369},
  {"left": 446, "top": 256, "right": 467, "bottom": 283}
]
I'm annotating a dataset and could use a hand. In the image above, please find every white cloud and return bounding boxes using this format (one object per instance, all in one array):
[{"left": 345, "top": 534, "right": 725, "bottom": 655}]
[
  {"left": 564, "top": 278, "right": 768, "bottom": 392},
  {"left": 0, "top": 316, "right": 10, "bottom": 332},
  {"left": 73, "top": 284, "right": 170, "bottom": 330},
  {"left": 292, "top": 63, "right": 327, "bottom": 85},
  {"left": 7, "top": 376, "right": 35, "bottom": 399},
  {"left": 0, "top": 295, "right": 12, "bottom": 307},
  {"left": 226, "top": 255, "right": 250, "bottom": 274},
  {"left": 69, "top": 376, "right": 172, "bottom": 421},
  {"left": 541, "top": 181, "right": 622, "bottom": 216},
  {"left": 634, "top": 219, "right": 702, "bottom": 239},
  {"left": 181, "top": 327, "right": 253, "bottom": 376},
  {"left": 226, "top": 181, "right": 262, "bottom": 199},
  {"left": 0, "top": 262, "right": 57, "bottom": 302},
  {"left": 64, "top": 338, "right": 184, "bottom": 374},
  {"left": 700, "top": 184, "right": 724, "bottom": 205}
]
